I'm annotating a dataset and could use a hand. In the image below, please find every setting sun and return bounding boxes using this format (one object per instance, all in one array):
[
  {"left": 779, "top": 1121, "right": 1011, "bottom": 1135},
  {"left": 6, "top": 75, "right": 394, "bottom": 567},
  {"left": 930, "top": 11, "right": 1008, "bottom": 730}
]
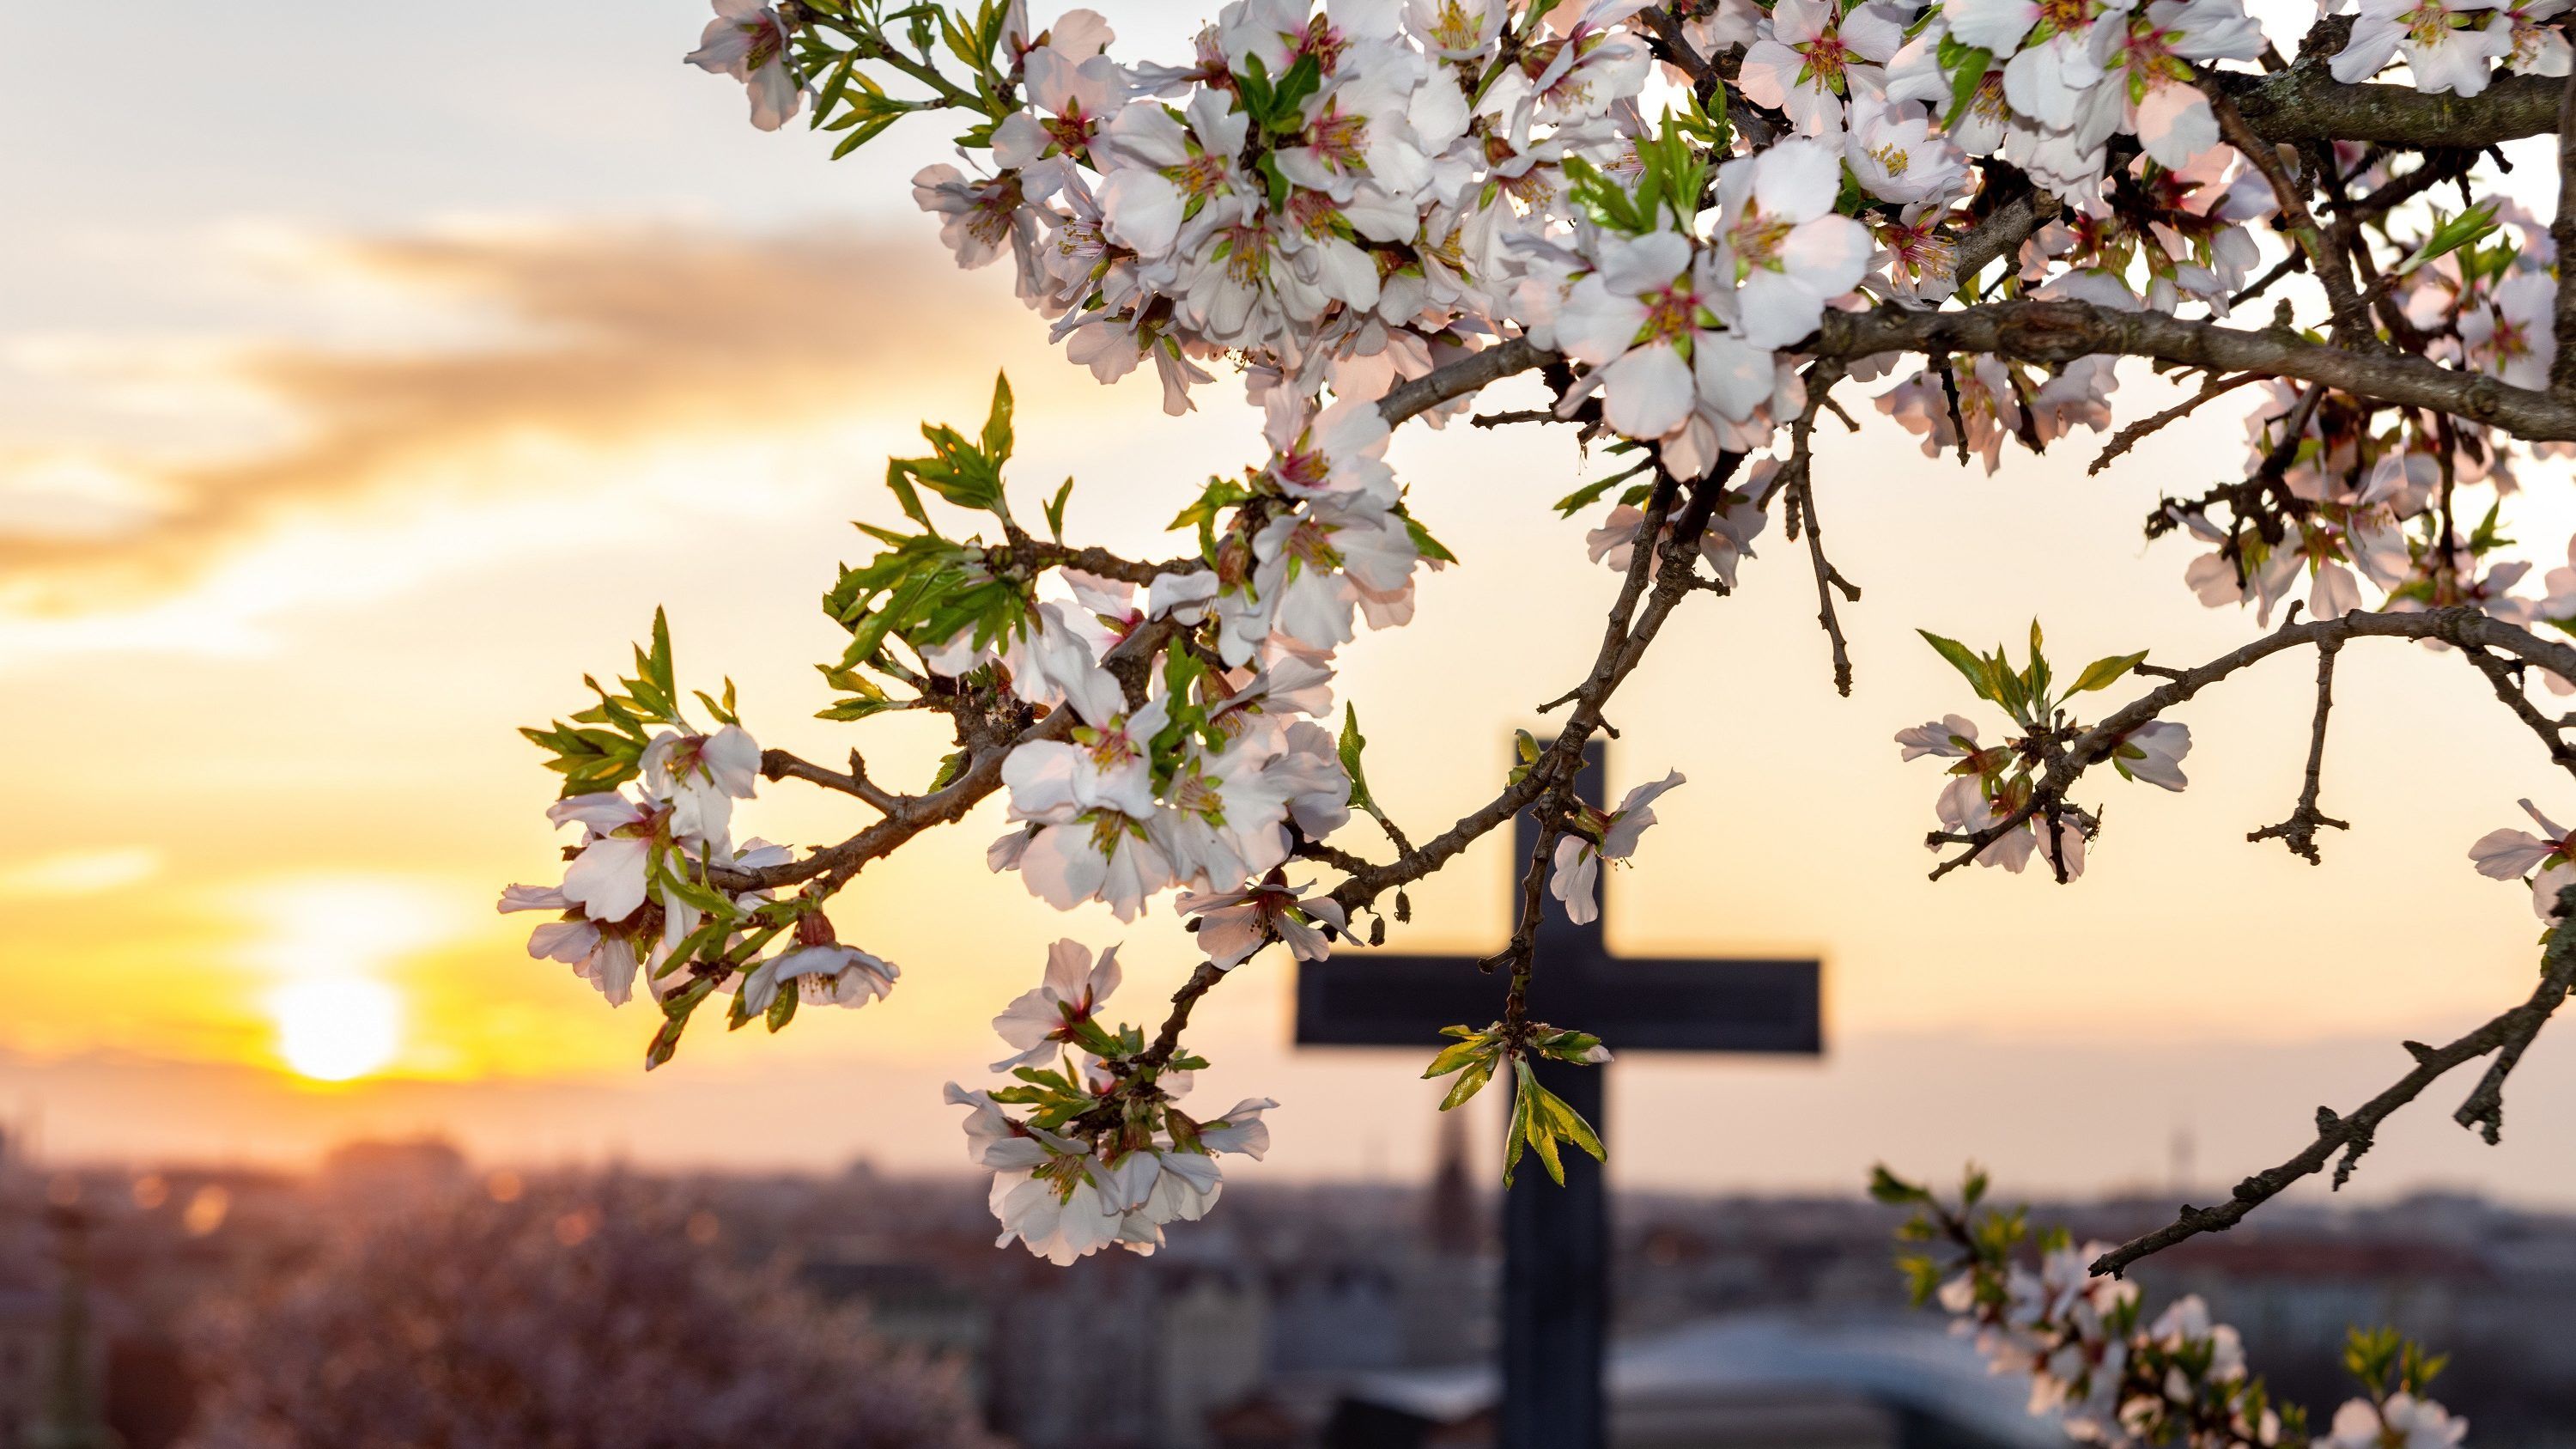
[{"left": 267, "top": 977, "right": 403, "bottom": 1082}]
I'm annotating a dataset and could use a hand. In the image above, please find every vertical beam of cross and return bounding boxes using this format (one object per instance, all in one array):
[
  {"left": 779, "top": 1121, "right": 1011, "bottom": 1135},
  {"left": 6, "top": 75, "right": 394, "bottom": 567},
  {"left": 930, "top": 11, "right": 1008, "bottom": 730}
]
[{"left": 1292, "top": 738, "right": 1823, "bottom": 1448}]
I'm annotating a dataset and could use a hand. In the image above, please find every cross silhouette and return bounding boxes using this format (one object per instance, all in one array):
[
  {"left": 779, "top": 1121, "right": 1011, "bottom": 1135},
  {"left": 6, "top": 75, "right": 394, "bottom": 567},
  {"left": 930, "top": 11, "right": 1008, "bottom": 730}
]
[{"left": 1295, "top": 738, "right": 1824, "bottom": 1449}]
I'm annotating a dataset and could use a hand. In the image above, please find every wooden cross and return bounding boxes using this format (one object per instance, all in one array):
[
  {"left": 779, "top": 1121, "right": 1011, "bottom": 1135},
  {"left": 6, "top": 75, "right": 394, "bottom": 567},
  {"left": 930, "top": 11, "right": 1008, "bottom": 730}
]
[{"left": 1294, "top": 739, "right": 1825, "bottom": 1449}]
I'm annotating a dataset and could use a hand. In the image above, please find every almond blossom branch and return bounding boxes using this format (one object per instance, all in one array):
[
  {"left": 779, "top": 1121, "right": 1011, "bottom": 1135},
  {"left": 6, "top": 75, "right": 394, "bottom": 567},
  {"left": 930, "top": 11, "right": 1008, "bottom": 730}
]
[
  {"left": 1326, "top": 462, "right": 1733, "bottom": 922},
  {"left": 1368, "top": 198, "right": 2065, "bottom": 429},
  {"left": 1929, "top": 607, "right": 2576, "bottom": 879},
  {"left": 1812, "top": 298, "right": 2576, "bottom": 440},
  {"left": 709, "top": 618, "right": 1181, "bottom": 895},
  {"left": 1138, "top": 962, "right": 1227, "bottom": 1068},
  {"left": 2092, "top": 892, "right": 2576, "bottom": 1277}
]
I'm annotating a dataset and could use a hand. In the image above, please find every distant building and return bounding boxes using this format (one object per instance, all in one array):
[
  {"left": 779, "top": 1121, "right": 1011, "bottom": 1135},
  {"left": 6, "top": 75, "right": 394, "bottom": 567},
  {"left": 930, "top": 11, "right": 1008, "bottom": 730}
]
[
  {"left": 1325, "top": 1311, "right": 2069, "bottom": 1449},
  {"left": 315, "top": 1138, "right": 467, "bottom": 1215},
  {"left": 0, "top": 1285, "right": 49, "bottom": 1449},
  {"left": 987, "top": 1252, "right": 1270, "bottom": 1449},
  {"left": 795, "top": 1244, "right": 988, "bottom": 1383}
]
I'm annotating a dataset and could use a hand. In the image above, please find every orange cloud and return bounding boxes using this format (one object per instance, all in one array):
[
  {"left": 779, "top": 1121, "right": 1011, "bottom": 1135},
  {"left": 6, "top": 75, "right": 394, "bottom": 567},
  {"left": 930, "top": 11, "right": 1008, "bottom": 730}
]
[{"left": 0, "top": 222, "right": 1048, "bottom": 615}]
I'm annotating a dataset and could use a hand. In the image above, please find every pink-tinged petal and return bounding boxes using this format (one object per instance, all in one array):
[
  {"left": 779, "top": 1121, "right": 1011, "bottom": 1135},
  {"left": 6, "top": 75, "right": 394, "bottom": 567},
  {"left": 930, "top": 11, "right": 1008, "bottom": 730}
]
[
  {"left": 1693, "top": 332, "right": 1778, "bottom": 423},
  {"left": 1087, "top": 942, "right": 1124, "bottom": 1003},
  {"left": 1549, "top": 837, "right": 1603, "bottom": 924},
  {"left": 2309, "top": 560, "right": 2362, "bottom": 620},
  {"left": 1771, "top": 0, "right": 1832, "bottom": 44},
  {"left": 561, "top": 836, "right": 652, "bottom": 922},
  {"left": 1787, "top": 214, "right": 1872, "bottom": 296},
  {"left": 1945, "top": 0, "right": 2041, "bottom": 53},
  {"left": 702, "top": 725, "right": 762, "bottom": 797},
  {"left": 548, "top": 792, "right": 643, "bottom": 834},
  {"left": 2470, "top": 827, "right": 2557, "bottom": 880},
  {"left": 1752, "top": 137, "right": 1843, "bottom": 222},
  {"left": 1735, "top": 270, "right": 1826, "bottom": 350},
  {"left": 2133, "top": 82, "right": 2219, "bottom": 169},
  {"left": 1042, "top": 937, "right": 1095, "bottom": 996},
  {"left": 1735, "top": 40, "right": 1804, "bottom": 110},
  {"left": 499, "top": 883, "right": 569, "bottom": 913},
  {"left": 746, "top": 58, "right": 803, "bottom": 131},
  {"left": 526, "top": 919, "right": 598, "bottom": 964},
  {"left": 1839, "top": 1, "right": 1909, "bottom": 61},
  {"left": 1601, "top": 343, "right": 1696, "bottom": 439},
  {"left": 1598, "top": 230, "right": 1696, "bottom": 293}
]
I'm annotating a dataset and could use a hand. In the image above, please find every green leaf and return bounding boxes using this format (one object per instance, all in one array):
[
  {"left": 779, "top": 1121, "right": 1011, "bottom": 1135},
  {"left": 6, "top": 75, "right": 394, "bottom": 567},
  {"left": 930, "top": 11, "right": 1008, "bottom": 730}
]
[
  {"left": 1536, "top": 1085, "right": 1604, "bottom": 1162},
  {"left": 646, "top": 979, "right": 715, "bottom": 1071},
  {"left": 813, "top": 52, "right": 859, "bottom": 125},
  {"left": 830, "top": 113, "right": 904, "bottom": 159},
  {"left": 1917, "top": 630, "right": 1993, "bottom": 701},
  {"left": 1866, "top": 1164, "right": 1929, "bottom": 1204},
  {"left": 1268, "top": 52, "right": 1325, "bottom": 128},
  {"left": 1403, "top": 509, "right": 1459, "bottom": 565},
  {"left": 1236, "top": 52, "right": 1277, "bottom": 127},
  {"left": 1043, "top": 477, "right": 1074, "bottom": 542},
  {"left": 1553, "top": 477, "right": 1619, "bottom": 515},
  {"left": 1503, "top": 1075, "right": 1533, "bottom": 1186},
  {"left": 884, "top": 459, "right": 935, "bottom": 530},
  {"left": 647, "top": 607, "right": 677, "bottom": 702},
  {"left": 1424, "top": 1037, "right": 1489, "bottom": 1079},
  {"left": 765, "top": 978, "right": 800, "bottom": 1032},
  {"left": 1941, "top": 45, "right": 1992, "bottom": 130},
  {"left": 927, "top": 747, "right": 972, "bottom": 791},
  {"left": 2066, "top": 650, "right": 2148, "bottom": 695},
  {"left": 981, "top": 370, "right": 1016, "bottom": 465},
  {"left": 2395, "top": 198, "right": 2500, "bottom": 276},
  {"left": 1438, "top": 1059, "right": 1495, "bottom": 1111},
  {"left": 1338, "top": 706, "right": 1376, "bottom": 813}
]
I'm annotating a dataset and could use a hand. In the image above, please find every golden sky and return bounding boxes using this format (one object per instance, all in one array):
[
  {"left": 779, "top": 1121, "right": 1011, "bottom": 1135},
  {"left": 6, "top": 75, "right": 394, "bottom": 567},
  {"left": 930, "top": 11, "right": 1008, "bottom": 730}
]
[{"left": 9, "top": 0, "right": 2576, "bottom": 1206}]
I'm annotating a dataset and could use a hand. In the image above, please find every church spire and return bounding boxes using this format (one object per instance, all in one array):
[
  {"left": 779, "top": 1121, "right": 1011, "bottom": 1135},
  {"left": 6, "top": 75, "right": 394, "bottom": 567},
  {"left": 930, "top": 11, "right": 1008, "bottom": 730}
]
[{"left": 1425, "top": 1106, "right": 1474, "bottom": 1255}]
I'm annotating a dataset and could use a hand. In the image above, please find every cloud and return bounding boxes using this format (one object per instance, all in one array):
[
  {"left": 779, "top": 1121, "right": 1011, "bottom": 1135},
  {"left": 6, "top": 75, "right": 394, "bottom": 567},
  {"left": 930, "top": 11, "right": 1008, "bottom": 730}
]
[
  {"left": 0, "top": 847, "right": 161, "bottom": 897},
  {"left": 0, "top": 220, "right": 1042, "bottom": 629}
]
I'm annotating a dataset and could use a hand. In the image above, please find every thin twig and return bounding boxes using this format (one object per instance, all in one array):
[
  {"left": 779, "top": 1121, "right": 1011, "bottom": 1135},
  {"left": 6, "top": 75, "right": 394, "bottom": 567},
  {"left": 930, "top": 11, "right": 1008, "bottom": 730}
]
[
  {"left": 2246, "top": 637, "right": 2348, "bottom": 862},
  {"left": 2093, "top": 895, "right": 2576, "bottom": 1276},
  {"left": 2461, "top": 645, "right": 2576, "bottom": 778},
  {"left": 1924, "top": 606, "right": 2576, "bottom": 878},
  {"left": 2089, "top": 373, "right": 2262, "bottom": 475},
  {"left": 2205, "top": 82, "right": 2379, "bottom": 345},
  {"left": 1785, "top": 364, "right": 1861, "bottom": 696}
]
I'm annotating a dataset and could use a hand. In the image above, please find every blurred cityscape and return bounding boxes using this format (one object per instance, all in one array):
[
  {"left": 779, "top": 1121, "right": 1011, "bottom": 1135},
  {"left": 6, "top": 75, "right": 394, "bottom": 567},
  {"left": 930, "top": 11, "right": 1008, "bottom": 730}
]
[{"left": 3, "top": 1115, "right": 2572, "bottom": 1449}]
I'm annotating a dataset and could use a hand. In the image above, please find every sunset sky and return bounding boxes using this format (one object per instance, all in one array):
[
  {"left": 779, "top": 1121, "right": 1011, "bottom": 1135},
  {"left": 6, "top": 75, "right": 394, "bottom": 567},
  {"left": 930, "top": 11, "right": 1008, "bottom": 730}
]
[{"left": 11, "top": 0, "right": 2576, "bottom": 1209}]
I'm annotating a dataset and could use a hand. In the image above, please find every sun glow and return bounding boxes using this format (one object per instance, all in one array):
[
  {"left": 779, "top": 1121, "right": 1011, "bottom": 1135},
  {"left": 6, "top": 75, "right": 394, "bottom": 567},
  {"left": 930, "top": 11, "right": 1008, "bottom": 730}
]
[{"left": 267, "top": 977, "right": 404, "bottom": 1082}]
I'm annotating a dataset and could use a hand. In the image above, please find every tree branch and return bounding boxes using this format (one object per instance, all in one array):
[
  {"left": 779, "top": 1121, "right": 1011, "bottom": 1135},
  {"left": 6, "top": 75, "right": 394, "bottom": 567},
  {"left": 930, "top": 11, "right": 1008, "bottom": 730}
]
[
  {"left": 2245, "top": 637, "right": 2348, "bottom": 862},
  {"left": 2091, "top": 893, "right": 2576, "bottom": 1277},
  {"left": 1811, "top": 299, "right": 2576, "bottom": 440},
  {"left": 2089, "top": 372, "right": 2262, "bottom": 476},
  {"left": 1929, "top": 607, "right": 2576, "bottom": 877},
  {"left": 2207, "top": 84, "right": 2377, "bottom": 344},
  {"left": 2213, "top": 52, "right": 2564, "bottom": 147},
  {"left": 708, "top": 618, "right": 1181, "bottom": 894},
  {"left": 2549, "top": 67, "right": 2576, "bottom": 396}
]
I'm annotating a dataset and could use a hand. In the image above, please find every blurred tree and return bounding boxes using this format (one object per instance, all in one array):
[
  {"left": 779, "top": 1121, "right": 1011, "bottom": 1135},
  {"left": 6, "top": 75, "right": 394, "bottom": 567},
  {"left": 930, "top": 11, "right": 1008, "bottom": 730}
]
[{"left": 177, "top": 1179, "right": 995, "bottom": 1449}]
